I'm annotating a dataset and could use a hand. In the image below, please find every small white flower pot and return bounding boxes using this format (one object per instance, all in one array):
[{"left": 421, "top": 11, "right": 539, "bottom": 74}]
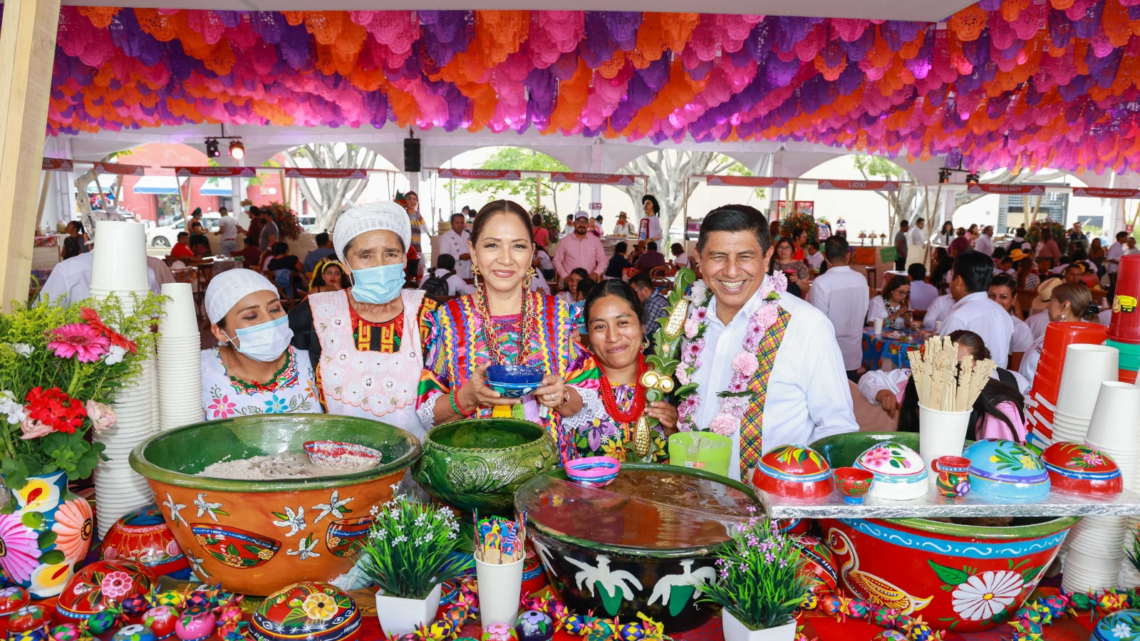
[
  {"left": 375, "top": 583, "right": 442, "bottom": 636},
  {"left": 722, "top": 610, "right": 796, "bottom": 641}
]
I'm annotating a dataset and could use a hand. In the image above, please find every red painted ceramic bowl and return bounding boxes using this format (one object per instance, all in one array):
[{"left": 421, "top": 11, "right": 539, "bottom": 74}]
[
  {"left": 833, "top": 467, "right": 874, "bottom": 504},
  {"left": 56, "top": 561, "right": 157, "bottom": 621},
  {"left": 101, "top": 505, "right": 191, "bottom": 580},
  {"left": 1041, "top": 443, "right": 1123, "bottom": 495},
  {"left": 753, "top": 445, "right": 833, "bottom": 500},
  {"left": 250, "top": 582, "right": 360, "bottom": 641}
]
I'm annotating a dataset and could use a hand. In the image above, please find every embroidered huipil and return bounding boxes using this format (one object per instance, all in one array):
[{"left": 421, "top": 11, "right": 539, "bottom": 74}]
[
  {"left": 201, "top": 346, "right": 320, "bottom": 419},
  {"left": 572, "top": 383, "right": 667, "bottom": 462}
]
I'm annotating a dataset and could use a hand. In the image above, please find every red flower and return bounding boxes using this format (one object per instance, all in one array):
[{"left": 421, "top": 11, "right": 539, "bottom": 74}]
[
  {"left": 24, "top": 387, "right": 87, "bottom": 435},
  {"left": 80, "top": 308, "right": 137, "bottom": 354}
]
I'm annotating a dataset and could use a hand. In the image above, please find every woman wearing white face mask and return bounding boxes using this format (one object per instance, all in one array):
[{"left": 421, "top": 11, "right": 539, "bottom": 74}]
[
  {"left": 202, "top": 270, "right": 320, "bottom": 418},
  {"left": 291, "top": 202, "right": 437, "bottom": 439}
]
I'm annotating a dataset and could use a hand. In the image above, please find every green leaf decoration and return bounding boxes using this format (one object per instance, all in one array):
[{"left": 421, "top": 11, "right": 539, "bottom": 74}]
[
  {"left": 243, "top": 544, "right": 264, "bottom": 555},
  {"left": 38, "top": 550, "right": 65, "bottom": 565},
  {"left": 226, "top": 543, "right": 240, "bottom": 557},
  {"left": 21, "top": 512, "right": 45, "bottom": 530},
  {"left": 927, "top": 560, "right": 970, "bottom": 587},
  {"left": 37, "top": 531, "right": 57, "bottom": 550},
  {"left": 282, "top": 608, "right": 309, "bottom": 627},
  {"left": 335, "top": 595, "right": 352, "bottom": 609}
]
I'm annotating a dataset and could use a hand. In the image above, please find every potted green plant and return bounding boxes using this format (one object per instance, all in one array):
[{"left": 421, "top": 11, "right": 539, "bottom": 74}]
[
  {"left": 356, "top": 495, "right": 471, "bottom": 635},
  {"left": 701, "top": 513, "right": 811, "bottom": 641}
]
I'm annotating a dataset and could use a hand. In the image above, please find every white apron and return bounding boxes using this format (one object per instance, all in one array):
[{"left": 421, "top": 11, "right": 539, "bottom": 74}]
[{"left": 311, "top": 289, "right": 426, "bottom": 439}]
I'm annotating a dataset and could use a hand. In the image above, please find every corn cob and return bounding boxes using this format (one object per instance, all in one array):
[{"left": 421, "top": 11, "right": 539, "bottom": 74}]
[{"left": 662, "top": 299, "right": 689, "bottom": 340}]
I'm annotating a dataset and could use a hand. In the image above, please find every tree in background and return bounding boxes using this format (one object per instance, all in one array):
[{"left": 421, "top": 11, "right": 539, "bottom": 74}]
[
  {"left": 851, "top": 155, "right": 927, "bottom": 237},
  {"left": 279, "top": 143, "right": 378, "bottom": 231},
  {"left": 615, "top": 150, "right": 744, "bottom": 246},
  {"left": 455, "top": 148, "right": 570, "bottom": 213}
]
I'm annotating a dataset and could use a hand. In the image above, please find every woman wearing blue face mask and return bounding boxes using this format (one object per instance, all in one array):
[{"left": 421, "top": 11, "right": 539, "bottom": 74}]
[
  {"left": 290, "top": 202, "right": 438, "bottom": 440},
  {"left": 202, "top": 269, "right": 320, "bottom": 419}
]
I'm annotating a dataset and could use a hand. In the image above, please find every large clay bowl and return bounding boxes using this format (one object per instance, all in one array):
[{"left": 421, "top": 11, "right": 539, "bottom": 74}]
[
  {"left": 129, "top": 414, "right": 420, "bottom": 596},
  {"left": 516, "top": 463, "right": 759, "bottom": 633},
  {"left": 413, "top": 418, "right": 557, "bottom": 515},
  {"left": 811, "top": 432, "right": 1079, "bottom": 633}
]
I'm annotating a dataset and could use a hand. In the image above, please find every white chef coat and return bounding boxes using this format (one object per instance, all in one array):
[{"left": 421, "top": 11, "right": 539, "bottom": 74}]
[
  {"left": 438, "top": 229, "right": 471, "bottom": 279},
  {"left": 940, "top": 292, "right": 1014, "bottom": 368},
  {"left": 922, "top": 294, "right": 954, "bottom": 329},
  {"left": 808, "top": 265, "right": 870, "bottom": 371},
  {"left": 693, "top": 284, "right": 859, "bottom": 480}
]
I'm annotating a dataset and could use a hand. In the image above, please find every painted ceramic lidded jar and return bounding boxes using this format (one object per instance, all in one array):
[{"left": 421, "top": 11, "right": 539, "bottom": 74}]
[
  {"left": 1040, "top": 443, "right": 1122, "bottom": 495},
  {"left": 752, "top": 445, "right": 834, "bottom": 499},
  {"left": 964, "top": 440, "right": 1050, "bottom": 501},
  {"left": 854, "top": 442, "right": 928, "bottom": 500}
]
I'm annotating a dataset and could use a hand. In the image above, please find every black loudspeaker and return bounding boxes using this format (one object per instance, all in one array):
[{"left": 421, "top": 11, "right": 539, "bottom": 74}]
[{"left": 404, "top": 137, "right": 421, "bottom": 173}]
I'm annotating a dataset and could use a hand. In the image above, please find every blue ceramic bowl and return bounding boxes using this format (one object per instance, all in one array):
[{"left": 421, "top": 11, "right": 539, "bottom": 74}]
[
  {"left": 486, "top": 365, "right": 544, "bottom": 398},
  {"left": 1094, "top": 609, "right": 1140, "bottom": 640},
  {"left": 964, "top": 439, "right": 1050, "bottom": 501}
]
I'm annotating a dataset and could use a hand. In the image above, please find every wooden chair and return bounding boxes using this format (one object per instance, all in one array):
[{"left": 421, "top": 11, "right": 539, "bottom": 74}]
[{"left": 648, "top": 266, "right": 670, "bottom": 289}]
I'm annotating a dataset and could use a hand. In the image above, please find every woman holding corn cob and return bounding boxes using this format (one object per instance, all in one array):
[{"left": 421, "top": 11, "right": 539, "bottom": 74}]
[{"left": 576, "top": 280, "right": 678, "bottom": 462}]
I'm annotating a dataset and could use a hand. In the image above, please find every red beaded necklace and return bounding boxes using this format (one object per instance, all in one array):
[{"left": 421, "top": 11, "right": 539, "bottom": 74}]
[{"left": 597, "top": 354, "right": 647, "bottom": 425}]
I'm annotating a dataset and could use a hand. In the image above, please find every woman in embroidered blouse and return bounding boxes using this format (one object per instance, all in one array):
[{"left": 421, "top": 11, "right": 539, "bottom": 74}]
[
  {"left": 201, "top": 269, "right": 319, "bottom": 419},
  {"left": 419, "top": 200, "right": 601, "bottom": 463},
  {"left": 579, "top": 280, "right": 677, "bottom": 462}
]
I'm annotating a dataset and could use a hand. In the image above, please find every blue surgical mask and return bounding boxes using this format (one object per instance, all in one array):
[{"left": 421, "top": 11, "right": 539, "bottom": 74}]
[
  {"left": 350, "top": 263, "right": 405, "bottom": 305},
  {"left": 224, "top": 315, "right": 293, "bottom": 362}
]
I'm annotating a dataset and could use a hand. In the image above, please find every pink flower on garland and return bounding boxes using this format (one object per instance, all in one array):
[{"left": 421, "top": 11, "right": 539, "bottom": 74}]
[
  {"left": 47, "top": 324, "right": 109, "bottom": 363},
  {"left": 732, "top": 352, "right": 760, "bottom": 379},
  {"left": 709, "top": 414, "right": 739, "bottom": 436}
]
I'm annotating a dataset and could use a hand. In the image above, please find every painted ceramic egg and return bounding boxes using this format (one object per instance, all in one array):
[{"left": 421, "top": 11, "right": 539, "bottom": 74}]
[
  {"left": 872, "top": 632, "right": 907, "bottom": 641},
  {"left": 1095, "top": 610, "right": 1140, "bottom": 640},
  {"left": 175, "top": 607, "right": 216, "bottom": 641},
  {"left": 791, "top": 535, "right": 838, "bottom": 595},
  {"left": 516, "top": 610, "right": 553, "bottom": 641},
  {"left": 617, "top": 622, "right": 644, "bottom": 641},
  {"left": 47, "top": 624, "right": 80, "bottom": 641},
  {"left": 153, "top": 591, "right": 184, "bottom": 608},
  {"left": 101, "top": 505, "right": 190, "bottom": 580},
  {"left": 56, "top": 560, "right": 157, "bottom": 621},
  {"left": 965, "top": 439, "right": 1050, "bottom": 501},
  {"left": 120, "top": 595, "right": 150, "bottom": 619},
  {"left": 482, "top": 622, "right": 518, "bottom": 641},
  {"left": 113, "top": 625, "right": 157, "bottom": 641},
  {"left": 1041, "top": 442, "right": 1122, "bottom": 495},
  {"left": 7, "top": 606, "right": 47, "bottom": 633},
  {"left": 752, "top": 445, "right": 834, "bottom": 499},
  {"left": 183, "top": 594, "right": 212, "bottom": 611},
  {"left": 0, "top": 588, "right": 30, "bottom": 620},
  {"left": 250, "top": 582, "right": 359, "bottom": 641},
  {"left": 854, "top": 442, "right": 928, "bottom": 501},
  {"left": 143, "top": 607, "right": 178, "bottom": 640},
  {"left": 86, "top": 610, "right": 120, "bottom": 635},
  {"left": 425, "top": 618, "right": 454, "bottom": 641}
]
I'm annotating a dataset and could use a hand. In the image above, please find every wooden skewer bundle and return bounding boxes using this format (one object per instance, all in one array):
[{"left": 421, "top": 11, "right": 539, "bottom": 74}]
[{"left": 908, "top": 336, "right": 995, "bottom": 412}]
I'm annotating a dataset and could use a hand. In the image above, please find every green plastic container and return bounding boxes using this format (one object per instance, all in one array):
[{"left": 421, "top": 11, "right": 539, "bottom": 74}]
[
  {"left": 668, "top": 432, "right": 732, "bottom": 477},
  {"left": 1107, "top": 339, "right": 1140, "bottom": 371}
]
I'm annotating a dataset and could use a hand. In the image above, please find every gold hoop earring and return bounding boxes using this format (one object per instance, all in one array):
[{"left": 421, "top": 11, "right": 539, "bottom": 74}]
[
  {"left": 472, "top": 264, "right": 481, "bottom": 288},
  {"left": 522, "top": 267, "right": 535, "bottom": 292},
  {"left": 642, "top": 337, "right": 651, "bottom": 350}
]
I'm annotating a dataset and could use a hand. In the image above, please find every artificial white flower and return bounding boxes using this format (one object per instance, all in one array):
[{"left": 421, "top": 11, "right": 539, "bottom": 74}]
[
  {"left": 0, "top": 391, "right": 26, "bottom": 425},
  {"left": 103, "top": 345, "right": 128, "bottom": 366},
  {"left": 8, "top": 344, "right": 33, "bottom": 358}
]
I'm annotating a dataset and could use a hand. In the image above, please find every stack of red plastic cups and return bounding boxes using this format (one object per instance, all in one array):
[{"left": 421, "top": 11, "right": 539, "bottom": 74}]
[{"left": 1107, "top": 255, "right": 1140, "bottom": 384}]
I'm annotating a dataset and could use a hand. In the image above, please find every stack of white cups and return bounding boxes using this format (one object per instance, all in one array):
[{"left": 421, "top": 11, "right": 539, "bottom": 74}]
[
  {"left": 157, "top": 283, "right": 203, "bottom": 431},
  {"left": 88, "top": 222, "right": 158, "bottom": 537},
  {"left": 1052, "top": 345, "right": 1119, "bottom": 444},
  {"left": 1063, "top": 516, "right": 1129, "bottom": 592},
  {"left": 1083, "top": 382, "right": 1140, "bottom": 588}
]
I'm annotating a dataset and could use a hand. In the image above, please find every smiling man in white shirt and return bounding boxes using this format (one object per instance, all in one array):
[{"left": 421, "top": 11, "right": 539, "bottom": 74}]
[
  {"left": 809, "top": 236, "right": 869, "bottom": 381},
  {"left": 939, "top": 251, "right": 1014, "bottom": 368},
  {"left": 686, "top": 205, "right": 858, "bottom": 481}
]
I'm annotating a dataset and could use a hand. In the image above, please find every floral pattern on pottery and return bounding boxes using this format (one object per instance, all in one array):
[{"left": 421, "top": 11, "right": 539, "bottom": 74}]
[
  {"left": 1094, "top": 609, "right": 1140, "bottom": 641},
  {"left": 101, "top": 505, "right": 189, "bottom": 580},
  {"left": 753, "top": 445, "right": 834, "bottom": 499},
  {"left": 324, "top": 517, "right": 372, "bottom": 558},
  {"left": 792, "top": 535, "right": 839, "bottom": 595},
  {"left": 0, "top": 472, "right": 89, "bottom": 598},
  {"left": 932, "top": 457, "right": 971, "bottom": 499},
  {"left": 191, "top": 524, "right": 280, "bottom": 569},
  {"left": 250, "top": 582, "right": 360, "bottom": 641},
  {"left": 964, "top": 440, "right": 1050, "bottom": 501},
  {"left": 1041, "top": 443, "right": 1122, "bottom": 495},
  {"left": 928, "top": 562, "right": 1042, "bottom": 625},
  {"left": 56, "top": 560, "right": 156, "bottom": 621}
]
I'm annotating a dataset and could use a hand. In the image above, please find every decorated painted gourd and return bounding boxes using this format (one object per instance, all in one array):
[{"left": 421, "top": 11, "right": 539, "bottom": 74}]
[
  {"left": 56, "top": 561, "right": 157, "bottom": 621},
  {"left": 854, "top": 442, "right": 928, "bottom": 500},
  {"left": 250, "top": 582, "right": 360, "bottom": 641},
  {"left": 47, "top": 624, "right": 81, "bottom": 641},
  {"left": 965, "top": 439, "right": 1050, "bottom": 501},
  {"left": 753, "top": 445, "right": 834, "bottom": 499},
  {"left": 174, "top": 606, "right": 216, "bottom": 641},
  {"left": 0, "top": 589, "right": 30, "bottom": 622},
  {"left": 7, "top": 606, "right": 47, "bottom": 633},
  {"left": 101, "top": 505, "right": 190, "bottom": 580},
  {"left": 142, "top": 607, "right": 179, "bottom": 640},
  {"left": 86, "top": 610, "right": 120, "bottom": 636},
  {"left": 481, "top": 623, "right": 517, "bottom": 641},
  {"left": 515, "top": 610, "right": 554, "bottom": 641},
  {"left": 1040, "top": 443, "right": 1122, "bottom": 495},
  {"left": 112, "top": 624, "right": 158, "bottom": 641}
]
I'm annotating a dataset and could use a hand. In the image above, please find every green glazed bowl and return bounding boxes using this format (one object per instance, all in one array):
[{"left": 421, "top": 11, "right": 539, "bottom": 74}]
[
  {"left": 413, "top": 418, "right": 558, "bottom": 515},
  {"left": 128, "top": 414, "right": 421, "bottom": 596}
]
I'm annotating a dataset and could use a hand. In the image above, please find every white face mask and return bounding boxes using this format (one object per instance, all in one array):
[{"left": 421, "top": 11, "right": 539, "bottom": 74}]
[{"left": 224, "top": 315, "right": 293, "bottom": 362}]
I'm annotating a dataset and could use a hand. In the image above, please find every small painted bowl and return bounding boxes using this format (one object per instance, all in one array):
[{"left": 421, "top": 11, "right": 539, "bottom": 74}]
[
  {"left": 1041, "top": 442, "right": 1123, "bottom": 496},
  {"left": 965, "top": 439, "right": 1050, "bottom": 501},
  {"left": 303, "top": 440, "right": 383, "bottom": 471},
  {"left": 486, "top": 365, "right": 544, "bottom": 398},
  {"left": 565, "top": 457, "right": 620, "bottom": 487},
  {"left": 753, "top": 445, "right": 834, "bottom": 500},
  {"left": 833, "top": 467, "right": 874, "bottom": 504}
]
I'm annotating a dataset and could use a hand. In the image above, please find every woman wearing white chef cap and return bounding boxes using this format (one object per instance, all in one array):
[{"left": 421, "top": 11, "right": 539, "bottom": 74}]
[{"left": 201, "top": 269, "right": 320, "bottom": 419}]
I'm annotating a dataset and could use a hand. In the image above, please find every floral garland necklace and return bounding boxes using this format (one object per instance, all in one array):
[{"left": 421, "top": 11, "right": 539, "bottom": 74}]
[
  {"left": 473, "top": 283, "right": 535, "bottom": 366},
  {"left": 674, "top": 273, "right": 787, "bottom": 435},
  {"left": 597, "top": 354, "right": 647, "bottom": 425}
]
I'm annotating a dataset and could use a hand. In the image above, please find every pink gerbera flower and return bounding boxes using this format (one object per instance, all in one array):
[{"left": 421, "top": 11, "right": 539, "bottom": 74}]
[
  {"left": 0, "top": 513, "right": 39, "bottom": 583},
  {"left": 47, "top": 324, "right": 109, "bottom": 363}
]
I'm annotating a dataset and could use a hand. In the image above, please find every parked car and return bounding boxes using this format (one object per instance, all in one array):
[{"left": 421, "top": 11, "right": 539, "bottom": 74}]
[{"left": 147, "top": 212, "right": 221, "bottom": 247}]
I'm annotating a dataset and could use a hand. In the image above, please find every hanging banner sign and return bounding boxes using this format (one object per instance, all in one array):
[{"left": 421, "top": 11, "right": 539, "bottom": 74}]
[
  {"left": 169, "top": 166, "right": 257, "bottom": 177},
  {"left": 93, "top": 162, "right": 146, "bottom": 176},
  {"left": 817, "top": 179, "right": 900, "bottom": 191},
  {"left": 438, "top": 169, "right": 521, "bottom": 180},
  {"left": 550, "top": 172, "right": 638, "bottom": 185},
  {"left": 42, "top": 159, "right": 74, "bottom": 172},
  {"left": 966, "top": 184, "right": 1049, "bottom": 195},
  {"left": 1073, "top": 187, "right": 1140, "bottom": 199},
  {"left": 705, "top": 175, "right": 791, "bottom": 188},
  {"left": 283, "top": 168, "right": 369, "bottom": 179}
]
